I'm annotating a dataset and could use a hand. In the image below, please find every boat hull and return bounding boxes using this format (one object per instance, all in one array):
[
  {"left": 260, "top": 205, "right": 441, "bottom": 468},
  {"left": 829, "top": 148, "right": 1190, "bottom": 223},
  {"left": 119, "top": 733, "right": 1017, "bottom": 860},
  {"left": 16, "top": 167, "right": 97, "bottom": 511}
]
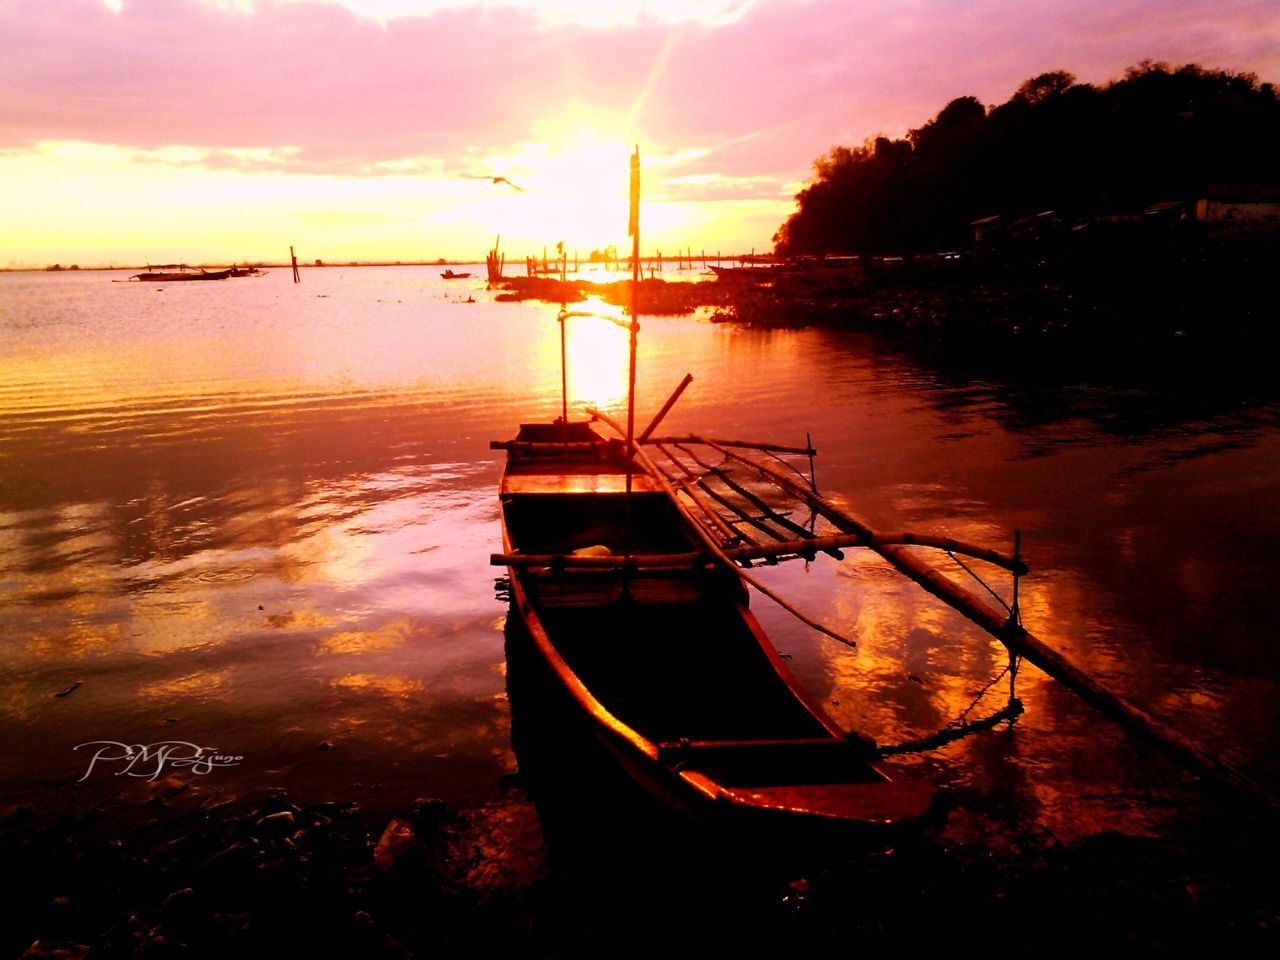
[{"left": 496, "top": 420, "right": 934, "bottom": 838}]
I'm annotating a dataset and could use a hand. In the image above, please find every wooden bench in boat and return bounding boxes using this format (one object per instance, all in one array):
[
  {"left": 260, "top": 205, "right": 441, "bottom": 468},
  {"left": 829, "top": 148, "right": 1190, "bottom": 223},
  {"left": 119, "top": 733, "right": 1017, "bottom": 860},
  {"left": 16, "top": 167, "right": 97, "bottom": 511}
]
[{"left": 501, "top": 473, "right": 665, "bottom": 496}]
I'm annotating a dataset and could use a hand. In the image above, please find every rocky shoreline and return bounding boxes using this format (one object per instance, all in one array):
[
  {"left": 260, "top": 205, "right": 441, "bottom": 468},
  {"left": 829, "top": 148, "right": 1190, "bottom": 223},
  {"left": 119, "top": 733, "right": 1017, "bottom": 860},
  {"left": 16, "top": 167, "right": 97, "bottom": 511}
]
[
  {"left": 492, "top": 254, "right": 1277, "bottom": 367},
  {"left": 4, "top": 782, "right": 1276, "bottom": 958}
]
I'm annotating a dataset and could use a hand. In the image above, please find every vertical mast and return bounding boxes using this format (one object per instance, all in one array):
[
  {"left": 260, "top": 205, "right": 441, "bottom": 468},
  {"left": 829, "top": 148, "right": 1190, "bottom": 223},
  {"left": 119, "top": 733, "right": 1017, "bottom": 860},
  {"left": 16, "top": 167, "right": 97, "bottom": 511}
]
[{"left": 625, "top": 147, "right": 641, "bottom": 527}]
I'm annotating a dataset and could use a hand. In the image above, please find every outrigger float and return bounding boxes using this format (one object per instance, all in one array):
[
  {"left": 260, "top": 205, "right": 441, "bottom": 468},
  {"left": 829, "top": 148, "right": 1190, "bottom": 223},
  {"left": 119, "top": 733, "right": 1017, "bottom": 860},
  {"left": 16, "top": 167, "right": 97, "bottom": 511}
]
[{"left": 491, "top": 150, "right": 1277, "bottom": 835}]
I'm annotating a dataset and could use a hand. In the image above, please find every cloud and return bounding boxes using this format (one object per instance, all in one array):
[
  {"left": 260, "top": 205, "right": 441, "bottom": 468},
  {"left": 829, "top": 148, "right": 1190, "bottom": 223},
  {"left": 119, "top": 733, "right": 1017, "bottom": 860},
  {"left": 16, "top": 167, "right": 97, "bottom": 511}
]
[{"left": 2, "top": 0, "right": 1277, "bottom": 191}]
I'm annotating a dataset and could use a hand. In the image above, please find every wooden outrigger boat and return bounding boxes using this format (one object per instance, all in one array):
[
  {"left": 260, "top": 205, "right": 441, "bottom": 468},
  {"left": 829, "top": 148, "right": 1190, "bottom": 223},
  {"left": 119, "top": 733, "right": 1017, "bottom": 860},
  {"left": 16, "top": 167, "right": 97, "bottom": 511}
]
[
  {"left": 493, "top": 420, "right": 935, "bottom": 831},
  {"left": 491, "top": 149, "right": 938, "bottom": 833},
  {"left": 126, "top": 264, "right": 232, "bottom": 282},
  {"left": 492, "top": 149, "right": 1278, "bottom": 839}
]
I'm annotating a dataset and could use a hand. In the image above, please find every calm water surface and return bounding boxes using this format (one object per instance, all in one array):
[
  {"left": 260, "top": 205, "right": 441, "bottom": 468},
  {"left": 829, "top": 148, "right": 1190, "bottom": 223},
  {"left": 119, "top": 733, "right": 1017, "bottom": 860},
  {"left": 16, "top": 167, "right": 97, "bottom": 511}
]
[{"left": 2, "top": 266, "right": 1277, "bottom": 844}]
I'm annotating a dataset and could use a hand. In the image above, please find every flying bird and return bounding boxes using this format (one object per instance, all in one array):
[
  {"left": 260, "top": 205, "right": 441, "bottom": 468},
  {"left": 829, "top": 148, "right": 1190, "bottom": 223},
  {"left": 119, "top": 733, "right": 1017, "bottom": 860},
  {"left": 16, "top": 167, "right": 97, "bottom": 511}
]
[{"left": 462, "top": 174, "right": 525, "bottom": 192}]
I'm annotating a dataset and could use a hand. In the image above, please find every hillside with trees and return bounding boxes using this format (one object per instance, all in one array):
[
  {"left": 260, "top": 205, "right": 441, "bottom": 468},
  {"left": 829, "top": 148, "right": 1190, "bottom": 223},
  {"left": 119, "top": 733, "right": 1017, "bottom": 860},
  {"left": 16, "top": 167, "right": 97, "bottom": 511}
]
[{"left": 773, "top": 62, "right": 1280, "bottom": 255}]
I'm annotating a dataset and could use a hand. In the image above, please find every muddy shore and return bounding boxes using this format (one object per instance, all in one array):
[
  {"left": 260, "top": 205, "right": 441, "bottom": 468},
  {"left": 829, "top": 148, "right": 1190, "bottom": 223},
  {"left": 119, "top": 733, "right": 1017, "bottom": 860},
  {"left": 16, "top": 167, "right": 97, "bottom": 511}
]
[{"left": 4, "top": 779, "right": 1277, "bottom": 958}]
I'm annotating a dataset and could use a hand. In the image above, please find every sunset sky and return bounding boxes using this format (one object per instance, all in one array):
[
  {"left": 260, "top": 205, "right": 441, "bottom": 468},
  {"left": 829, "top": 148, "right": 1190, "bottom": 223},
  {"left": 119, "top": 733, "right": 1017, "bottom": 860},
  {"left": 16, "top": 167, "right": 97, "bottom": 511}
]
[{"left": 2, "top": 0, "right": 1277, "bottom": 266}]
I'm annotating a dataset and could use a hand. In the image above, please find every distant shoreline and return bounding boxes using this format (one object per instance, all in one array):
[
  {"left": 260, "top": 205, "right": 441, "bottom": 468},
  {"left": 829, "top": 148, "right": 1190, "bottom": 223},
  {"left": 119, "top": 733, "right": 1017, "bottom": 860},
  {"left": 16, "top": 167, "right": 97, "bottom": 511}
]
[{"left": 1, "top": 261, "right": 486, "bottom": 273}]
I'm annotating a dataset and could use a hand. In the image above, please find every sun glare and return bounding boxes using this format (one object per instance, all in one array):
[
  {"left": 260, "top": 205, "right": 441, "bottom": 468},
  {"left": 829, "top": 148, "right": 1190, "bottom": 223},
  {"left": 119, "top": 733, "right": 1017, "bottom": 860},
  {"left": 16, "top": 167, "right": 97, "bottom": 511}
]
[
  {"left": 465, "top": 133, "right": 640, "bottom": 253},
  {"left": 538, "top": 296, "right": 631, "bottom": 411}
]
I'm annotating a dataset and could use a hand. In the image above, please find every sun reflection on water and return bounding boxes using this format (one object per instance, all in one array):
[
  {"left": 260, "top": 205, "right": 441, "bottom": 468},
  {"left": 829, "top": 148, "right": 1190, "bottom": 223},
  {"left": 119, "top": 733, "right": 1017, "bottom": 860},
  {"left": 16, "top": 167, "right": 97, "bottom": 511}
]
[{"left": 536, "top": 296, "right": 632, "bottom": 413}]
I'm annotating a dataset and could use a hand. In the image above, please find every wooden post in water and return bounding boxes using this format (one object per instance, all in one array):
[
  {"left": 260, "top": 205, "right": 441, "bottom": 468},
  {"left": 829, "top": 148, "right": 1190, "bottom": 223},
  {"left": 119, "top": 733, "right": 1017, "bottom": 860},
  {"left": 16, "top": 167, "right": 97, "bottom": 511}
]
[
  {"left": 486, "top": 235, "right": 504, "bottom": 283},
  {"left": 290, "top": 246, "right": 300, "bottom": 284}
]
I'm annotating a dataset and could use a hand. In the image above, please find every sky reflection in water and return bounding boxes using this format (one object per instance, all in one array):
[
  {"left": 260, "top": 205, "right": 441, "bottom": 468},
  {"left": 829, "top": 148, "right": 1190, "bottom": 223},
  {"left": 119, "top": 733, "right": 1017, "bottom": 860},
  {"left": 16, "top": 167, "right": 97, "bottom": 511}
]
[{"left": 1, "top": 267, "right": 1277, "bottom": 842}]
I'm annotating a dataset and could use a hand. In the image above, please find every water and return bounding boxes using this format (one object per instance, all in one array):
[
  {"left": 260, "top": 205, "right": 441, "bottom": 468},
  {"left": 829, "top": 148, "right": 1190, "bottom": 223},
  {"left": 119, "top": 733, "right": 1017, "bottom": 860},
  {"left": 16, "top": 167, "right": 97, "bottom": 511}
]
[{"left": 2, "top": 266, "right": 1277, "bottom": 845}]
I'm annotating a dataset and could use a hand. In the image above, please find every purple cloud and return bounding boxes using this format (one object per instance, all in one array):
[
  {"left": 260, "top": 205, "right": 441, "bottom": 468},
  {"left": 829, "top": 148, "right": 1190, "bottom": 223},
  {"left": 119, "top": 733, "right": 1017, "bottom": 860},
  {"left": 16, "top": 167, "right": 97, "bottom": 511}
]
[{"left": 2, "top": 0, "right": 1276, "bottom": 194}]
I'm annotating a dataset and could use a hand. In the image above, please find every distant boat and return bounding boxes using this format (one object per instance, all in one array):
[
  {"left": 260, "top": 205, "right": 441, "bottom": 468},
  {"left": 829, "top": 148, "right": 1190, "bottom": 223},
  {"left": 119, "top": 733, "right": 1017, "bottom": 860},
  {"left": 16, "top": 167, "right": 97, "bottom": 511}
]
[
  {"left": 126, "top": 265, "right": 231, "bottom": 282},
  {"left": 226, "top": 266, "right": 267, "bottom": 278},
  {"left": 441, "top": 269, "right": 472, "bottom": 279},
  {"left": 708, "top": 265, "right": 780, "bottom": 282}
]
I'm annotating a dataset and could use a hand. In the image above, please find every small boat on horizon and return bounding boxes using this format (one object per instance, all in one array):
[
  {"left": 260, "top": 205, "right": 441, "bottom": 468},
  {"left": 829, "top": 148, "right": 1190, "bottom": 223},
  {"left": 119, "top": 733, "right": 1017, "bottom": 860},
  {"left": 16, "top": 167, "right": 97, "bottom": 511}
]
[
  {"left": 126, "top": 264, "right": 232, "bottom": 282},
  {"left": 441, "top": 269, "right": 472, "bottom": 279}
]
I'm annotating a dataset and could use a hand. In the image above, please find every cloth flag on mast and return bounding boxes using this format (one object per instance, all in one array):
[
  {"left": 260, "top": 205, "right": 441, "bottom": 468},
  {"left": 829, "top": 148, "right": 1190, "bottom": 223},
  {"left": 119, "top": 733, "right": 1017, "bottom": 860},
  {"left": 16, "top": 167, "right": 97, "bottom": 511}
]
[{"left": 628, "top": 146, "right": 640, "bottom": 238}]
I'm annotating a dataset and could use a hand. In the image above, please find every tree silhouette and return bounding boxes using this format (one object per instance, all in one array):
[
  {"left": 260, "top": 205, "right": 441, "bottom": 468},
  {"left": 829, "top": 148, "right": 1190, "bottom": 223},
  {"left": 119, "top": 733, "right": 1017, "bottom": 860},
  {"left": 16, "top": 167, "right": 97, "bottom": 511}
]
[{"left": 773, "top": 62, "right": 1280, "bottom": 256}]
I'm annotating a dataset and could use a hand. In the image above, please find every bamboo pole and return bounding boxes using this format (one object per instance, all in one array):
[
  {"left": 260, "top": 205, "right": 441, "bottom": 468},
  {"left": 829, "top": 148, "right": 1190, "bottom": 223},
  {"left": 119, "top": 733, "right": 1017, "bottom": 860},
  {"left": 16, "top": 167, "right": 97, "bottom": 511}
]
[
  {"left": 645, "top": 434, "right": 816, "bottom": 456},
  {"left": 672, "top": 441, "right": 817, "bottom": 545},
  {"left": 658, "top": 444, "right": 782, "bottom": 547},
  {"left": 694, "top": 435, "right": 1280, "bottom": 812},
  {"left": 639, "top": 373, "right": 694, "bottom": 442},
  {"left": 667, "top": 474, "right": 755, "bottom": 547},
  {"left": 589, "top": 408, "right": 859, "bottom": 649},
  {"left": 625, "top": 147, "right": 641, "bottom": 534},
  {"left": 722, "top": 532, "right": 1026, "bottom": 572},
  {"left": 655, "top": 442, "right": 763, "bottom": 544}
]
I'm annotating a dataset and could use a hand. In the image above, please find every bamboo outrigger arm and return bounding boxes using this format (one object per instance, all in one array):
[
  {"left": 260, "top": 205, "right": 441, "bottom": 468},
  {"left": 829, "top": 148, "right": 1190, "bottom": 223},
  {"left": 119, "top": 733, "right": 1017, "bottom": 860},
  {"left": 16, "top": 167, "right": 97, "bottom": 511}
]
[
  {"left": 586, "top": 407, "right": 862, "bottom": 649},
  {"left": 645, "top": 434, "right": 816, "bottom": 456},
  {"left": 722, "top": 532, "right": 1027, "bottom": 573},
  {"left": 686, "top": 434, "right": 1280, "bottom": 814},
  {"left": 489, "top": 532, "right": 1021, "bottom": 573}
]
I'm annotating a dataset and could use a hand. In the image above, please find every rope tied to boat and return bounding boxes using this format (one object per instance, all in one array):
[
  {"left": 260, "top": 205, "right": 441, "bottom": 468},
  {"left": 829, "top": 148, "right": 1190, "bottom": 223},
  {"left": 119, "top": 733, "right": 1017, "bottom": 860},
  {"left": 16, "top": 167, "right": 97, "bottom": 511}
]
[{"left": 877, "top": 660, "right": 1024, "bottom": 757}]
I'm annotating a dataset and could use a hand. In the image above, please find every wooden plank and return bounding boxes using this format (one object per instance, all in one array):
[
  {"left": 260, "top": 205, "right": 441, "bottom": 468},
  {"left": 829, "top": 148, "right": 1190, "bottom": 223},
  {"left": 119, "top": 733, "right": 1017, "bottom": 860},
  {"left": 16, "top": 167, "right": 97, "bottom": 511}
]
[
  {"left": 490, "top": 439, "right": 614, "bottom": 452},
  {"left": 491, "top": 551, "right": 707, "bottom": 569}
]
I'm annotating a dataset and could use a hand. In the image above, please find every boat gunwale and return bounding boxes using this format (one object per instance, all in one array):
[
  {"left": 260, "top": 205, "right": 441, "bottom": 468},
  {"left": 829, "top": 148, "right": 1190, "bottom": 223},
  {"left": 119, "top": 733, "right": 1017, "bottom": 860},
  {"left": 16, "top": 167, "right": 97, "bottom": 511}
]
[{"left": 497, "top": 420, "right": 903, "bottom": 822}]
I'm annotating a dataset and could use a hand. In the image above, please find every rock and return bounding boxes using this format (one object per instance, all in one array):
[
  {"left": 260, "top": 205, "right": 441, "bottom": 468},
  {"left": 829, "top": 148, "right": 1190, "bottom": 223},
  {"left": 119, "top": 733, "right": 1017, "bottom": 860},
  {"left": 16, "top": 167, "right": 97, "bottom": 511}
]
[
  {"left": 373, "top": 818, "right": 415, "bottom": 872},
  {"left": 161, "top": 887, "right": 197, "bottom": 920},
  {"left": 253, "top": 811, "right": 295, "bottom": 834},
  {"left": 20, "top": 941, "right": 90, "bottom": 959}
]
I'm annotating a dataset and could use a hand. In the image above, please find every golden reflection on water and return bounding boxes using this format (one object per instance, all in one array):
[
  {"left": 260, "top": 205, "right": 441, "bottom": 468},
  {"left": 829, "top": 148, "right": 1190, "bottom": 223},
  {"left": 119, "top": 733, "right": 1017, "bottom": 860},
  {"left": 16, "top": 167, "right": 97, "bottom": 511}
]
[
  {"left": 317, "top": 618, "right": 416, "bottom": 656},
  {"left": 535, "top": 296, "right": 632, "bottom": 412},
  {"left": 138, "top": 670, "right": 230, "bottom": 702},
  {"left": 330, "top": 673, "right": 425, "bottom": 698},
  {"left": 2, "top": 269, "right": 1278, "bottom": 834}
]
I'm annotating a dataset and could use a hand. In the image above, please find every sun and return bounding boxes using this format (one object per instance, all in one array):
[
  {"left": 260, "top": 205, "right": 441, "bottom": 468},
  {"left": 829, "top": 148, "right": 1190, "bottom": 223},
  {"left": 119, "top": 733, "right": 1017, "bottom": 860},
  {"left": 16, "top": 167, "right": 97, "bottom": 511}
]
[
  {"left": 483, "top": 138, "right": 631, "bottom": 252},
  {"left": 464, "top": 122, "right": 685, "bottom": 255}
]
